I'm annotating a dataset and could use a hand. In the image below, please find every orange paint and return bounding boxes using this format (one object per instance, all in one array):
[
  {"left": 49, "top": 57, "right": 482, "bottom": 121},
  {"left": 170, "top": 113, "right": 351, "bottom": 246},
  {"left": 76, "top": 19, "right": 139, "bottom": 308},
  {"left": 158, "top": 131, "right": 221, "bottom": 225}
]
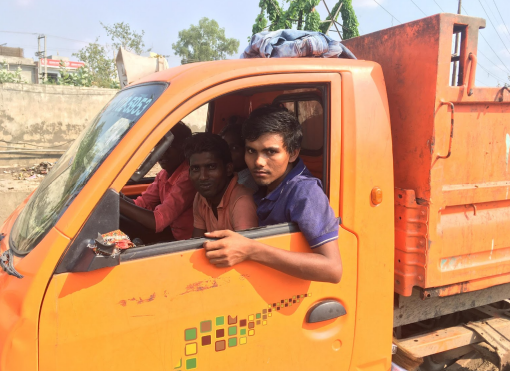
[
  {"left": 3, "top": 11, "right": 507, "bottom": 371},
  {"left": 344, "top": 13, "right": 510, "bottom": 297}
]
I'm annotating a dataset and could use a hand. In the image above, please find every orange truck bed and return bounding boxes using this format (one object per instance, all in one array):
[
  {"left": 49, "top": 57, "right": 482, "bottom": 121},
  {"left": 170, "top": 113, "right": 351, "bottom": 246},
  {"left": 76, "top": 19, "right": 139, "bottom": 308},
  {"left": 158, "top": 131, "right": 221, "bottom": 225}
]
[{"left": 344, "top": 14, "right": 510, "bottom": 297}]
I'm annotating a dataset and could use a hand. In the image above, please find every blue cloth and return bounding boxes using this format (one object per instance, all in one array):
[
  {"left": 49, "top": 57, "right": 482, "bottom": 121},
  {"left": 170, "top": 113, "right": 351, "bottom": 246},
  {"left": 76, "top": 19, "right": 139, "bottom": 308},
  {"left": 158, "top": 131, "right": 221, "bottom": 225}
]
[
  {"left": 253, "top": 158, "right": 339, "bottom": 248},
  {"left": 241, "top": 29, "right": 356, "bottom": 60}
]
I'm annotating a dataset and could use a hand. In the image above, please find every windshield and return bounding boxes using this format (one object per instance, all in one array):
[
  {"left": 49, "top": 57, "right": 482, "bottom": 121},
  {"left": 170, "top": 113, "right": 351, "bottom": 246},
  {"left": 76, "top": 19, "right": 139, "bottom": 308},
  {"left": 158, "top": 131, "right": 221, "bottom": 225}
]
[{"left": 10, "top": 83, "right": 167, "bottom": 255}]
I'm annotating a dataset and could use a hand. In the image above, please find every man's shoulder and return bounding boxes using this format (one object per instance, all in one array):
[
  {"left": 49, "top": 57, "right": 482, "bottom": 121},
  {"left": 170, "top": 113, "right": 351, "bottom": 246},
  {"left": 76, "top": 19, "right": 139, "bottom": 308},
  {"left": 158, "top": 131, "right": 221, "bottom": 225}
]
[
  {"left": 286, "top": 173, "right": 324, "bottom": 198},
  {"left": 230, "top": 182, "right": 256, "bottom": 203}
]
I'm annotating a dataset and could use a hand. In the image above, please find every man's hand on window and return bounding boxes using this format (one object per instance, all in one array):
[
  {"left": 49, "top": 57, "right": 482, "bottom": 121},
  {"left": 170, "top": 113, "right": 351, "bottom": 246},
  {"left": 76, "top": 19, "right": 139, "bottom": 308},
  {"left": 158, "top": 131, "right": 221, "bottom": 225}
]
[{"left": 202, "top": 230, "right": 253, "bottom": 268}]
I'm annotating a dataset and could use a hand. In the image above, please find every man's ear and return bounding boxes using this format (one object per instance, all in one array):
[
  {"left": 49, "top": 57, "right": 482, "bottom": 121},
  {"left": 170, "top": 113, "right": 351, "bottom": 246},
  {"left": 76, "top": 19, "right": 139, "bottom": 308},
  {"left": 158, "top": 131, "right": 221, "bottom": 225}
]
[
  {"left": 226, "top": 162, "right": 234, "bottom": 176},
  {"left": 289, "top": 148, "right": 300, "bottom": 163}
]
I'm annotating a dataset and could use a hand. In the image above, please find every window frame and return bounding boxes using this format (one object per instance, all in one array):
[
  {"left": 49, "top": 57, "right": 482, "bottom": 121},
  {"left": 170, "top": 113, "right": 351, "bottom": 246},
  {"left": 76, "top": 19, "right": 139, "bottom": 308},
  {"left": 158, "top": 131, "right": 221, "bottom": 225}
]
[{"left": 109, "top": 73, "right": 339, "bottom": 261}]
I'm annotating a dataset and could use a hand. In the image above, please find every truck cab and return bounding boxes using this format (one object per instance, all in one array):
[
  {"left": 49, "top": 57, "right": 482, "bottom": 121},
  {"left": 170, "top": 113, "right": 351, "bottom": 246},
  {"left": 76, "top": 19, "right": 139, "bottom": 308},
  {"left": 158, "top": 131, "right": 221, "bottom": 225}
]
[{"left": 0, "top": 56, "right": 395, "bottom": 370}]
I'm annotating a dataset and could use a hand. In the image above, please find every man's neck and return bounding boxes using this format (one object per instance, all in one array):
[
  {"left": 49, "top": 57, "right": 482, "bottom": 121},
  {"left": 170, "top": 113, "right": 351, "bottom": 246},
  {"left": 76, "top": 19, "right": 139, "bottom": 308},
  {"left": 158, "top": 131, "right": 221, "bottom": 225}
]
[
  {"left": 207, "top": 176, "right": 234, "bottom": 217},
  {"left": 266, "top": 161, "right": 296, "bottom": 195}
]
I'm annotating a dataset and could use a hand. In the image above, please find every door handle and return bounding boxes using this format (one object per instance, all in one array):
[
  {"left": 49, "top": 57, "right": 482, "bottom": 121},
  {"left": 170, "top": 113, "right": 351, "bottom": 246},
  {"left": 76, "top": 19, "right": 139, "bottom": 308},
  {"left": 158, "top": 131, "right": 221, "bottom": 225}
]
[{"left": 306, "top": 300, "right": 346, "bottom": 323}]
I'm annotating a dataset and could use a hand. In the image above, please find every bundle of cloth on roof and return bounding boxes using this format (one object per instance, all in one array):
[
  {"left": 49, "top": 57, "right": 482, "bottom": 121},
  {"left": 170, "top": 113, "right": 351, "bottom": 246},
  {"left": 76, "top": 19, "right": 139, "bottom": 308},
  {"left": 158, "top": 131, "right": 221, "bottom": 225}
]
[{"left": 241, "top": 29, "right": 356, "bottom": 60}]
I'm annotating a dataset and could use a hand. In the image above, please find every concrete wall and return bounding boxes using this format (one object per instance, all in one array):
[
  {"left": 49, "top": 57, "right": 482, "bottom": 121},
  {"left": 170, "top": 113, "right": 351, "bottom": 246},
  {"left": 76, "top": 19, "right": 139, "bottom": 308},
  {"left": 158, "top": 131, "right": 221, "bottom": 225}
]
[
  {"left": 181, "top": 103, "right": 208, "bottom": 133},
  {"left": 0, "top": 83, "right": 118, "bottom": 166}
]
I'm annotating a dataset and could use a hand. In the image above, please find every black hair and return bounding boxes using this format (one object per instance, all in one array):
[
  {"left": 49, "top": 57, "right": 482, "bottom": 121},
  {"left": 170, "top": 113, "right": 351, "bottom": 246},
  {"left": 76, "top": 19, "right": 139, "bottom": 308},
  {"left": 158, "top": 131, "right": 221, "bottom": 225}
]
[
  {"left": 219, "top": 121, "right": 244, "bottom": 143},
  {"left": 169, "top": 122, "right": 192, "bottom": 149},
  {"left": 183, "top": 132, "right": 233, "bottom": 165},
  {"left": 242, "top": 105, "right": 302, "bottom": 153}
]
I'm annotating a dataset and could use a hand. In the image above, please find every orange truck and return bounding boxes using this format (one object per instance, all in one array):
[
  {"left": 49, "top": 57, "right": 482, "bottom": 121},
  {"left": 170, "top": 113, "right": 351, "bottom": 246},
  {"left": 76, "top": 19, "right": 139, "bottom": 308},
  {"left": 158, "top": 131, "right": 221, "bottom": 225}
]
[{"left": 1, "top": 13, "right": 509, "bottom": 371}]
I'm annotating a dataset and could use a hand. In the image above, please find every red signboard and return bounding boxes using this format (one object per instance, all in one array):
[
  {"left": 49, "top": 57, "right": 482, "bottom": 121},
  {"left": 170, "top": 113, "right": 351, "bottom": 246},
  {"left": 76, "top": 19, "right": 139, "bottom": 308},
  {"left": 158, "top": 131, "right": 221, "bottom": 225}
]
[{"left": 39, "top": 59, "right": 85, "bottom": 69}]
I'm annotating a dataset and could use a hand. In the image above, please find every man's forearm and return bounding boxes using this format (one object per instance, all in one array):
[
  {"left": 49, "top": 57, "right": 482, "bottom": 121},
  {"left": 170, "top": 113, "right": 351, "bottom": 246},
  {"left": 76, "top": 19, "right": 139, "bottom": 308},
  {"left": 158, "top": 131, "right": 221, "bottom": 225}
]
[
  {"left": 119, "top": 198, "right": 157, "bottom": 231},
  {"left": 248, "top": 240, "right": 342, "bottom": 283}
]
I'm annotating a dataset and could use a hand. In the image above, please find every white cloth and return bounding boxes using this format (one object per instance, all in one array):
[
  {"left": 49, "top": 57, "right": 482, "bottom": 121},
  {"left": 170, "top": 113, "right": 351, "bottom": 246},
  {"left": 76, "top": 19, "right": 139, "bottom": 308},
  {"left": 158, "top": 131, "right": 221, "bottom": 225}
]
[{"left": 237, "top": 168, "right": 258, "bottom": 192}]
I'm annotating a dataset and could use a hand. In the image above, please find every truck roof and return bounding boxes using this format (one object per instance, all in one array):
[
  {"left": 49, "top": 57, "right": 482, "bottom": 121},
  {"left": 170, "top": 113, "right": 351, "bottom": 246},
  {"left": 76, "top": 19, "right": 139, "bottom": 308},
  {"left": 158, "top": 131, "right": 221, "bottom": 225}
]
[{"left": 133, "top": 57, "right": 376, "bottom": 86}]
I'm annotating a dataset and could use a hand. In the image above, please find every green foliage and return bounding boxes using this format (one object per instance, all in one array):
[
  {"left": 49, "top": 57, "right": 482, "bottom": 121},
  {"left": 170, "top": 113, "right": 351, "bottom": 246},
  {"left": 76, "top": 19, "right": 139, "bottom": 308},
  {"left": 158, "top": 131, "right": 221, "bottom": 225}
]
[
  {"left": 172, "top": 17, "right": 240, "bottom": 64},
  {"left": 252, "top": 0, "right": 321, "bottom": 35},
  {"left": 73, "top": 39, "right": 118, "bottom": 88},
  {"left": 72, "top": 22, "right": 150, "bottom": 88},
  {"left": 252, "top": 0, "right": 359, "bottom": 40},
  {"left": 100, "top": 22, "right": 151, "bottom": 55},
  {"left": 339, "top": 0, "right": 359, "bottom": 40},
  {"left": 319, "top": 1, "right": 341, "bottom": 34},
  {"left": 59, "top": 61, "right": 94, "bottom": 86},
  {"left": 0, "top": 61, "right": 26, "bottom": 84}
]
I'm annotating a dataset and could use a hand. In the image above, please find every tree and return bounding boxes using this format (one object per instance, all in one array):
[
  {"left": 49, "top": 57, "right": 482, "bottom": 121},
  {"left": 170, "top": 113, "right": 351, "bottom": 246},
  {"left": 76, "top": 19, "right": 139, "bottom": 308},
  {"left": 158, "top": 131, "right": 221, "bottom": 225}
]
[
  {"left": 100, "top": 22, "right": 151, "bottom": 55},
  {"left": 73, "top": 22, "right": 150, "bottom": 88},
  {"left": 252, "top": 0, "right": 359, "bottom": 40},
  {"left": 0, "top": 61, "right": 25, "bottom": 83},
  {"left": 73, "top": 39, "right": 118, "bottom": 88},
  {"left": 172, "top": 18, "right": 240, "bottom": 64},
  {"left": 338, "top": 0, "right": 359, "bottom": 39},
  {"left": 252, "top": 0, "right": 321, "bottom": 34}
]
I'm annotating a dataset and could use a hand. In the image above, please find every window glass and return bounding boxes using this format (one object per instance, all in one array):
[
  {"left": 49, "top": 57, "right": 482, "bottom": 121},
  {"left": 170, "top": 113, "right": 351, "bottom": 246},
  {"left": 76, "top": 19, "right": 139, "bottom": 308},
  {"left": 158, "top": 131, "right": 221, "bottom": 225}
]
[
  {"left": 181, "top": 103, "right": 208, "bottom": 133},
  {"left": 298, "top": 100, "right": 323, "bottom": 151},
  {"left": 10, "top": 83, "right": 167, "bottom": 255},
  {"left": 142, "top": 103, "right": 208, "bottom": 179}
]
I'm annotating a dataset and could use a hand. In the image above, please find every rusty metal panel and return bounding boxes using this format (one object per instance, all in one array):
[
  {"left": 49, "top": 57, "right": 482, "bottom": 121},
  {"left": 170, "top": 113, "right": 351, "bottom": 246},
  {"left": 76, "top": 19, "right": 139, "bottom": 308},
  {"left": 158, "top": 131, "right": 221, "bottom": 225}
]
[
  {"left": 345, "top": 14, "right": 510, "bottom": 297},
  {"left": 394, "top": 282, "right": 510, "bottom": 327},
  {"left": 394, "top": 188, "right": 428, "bottom": 296}
]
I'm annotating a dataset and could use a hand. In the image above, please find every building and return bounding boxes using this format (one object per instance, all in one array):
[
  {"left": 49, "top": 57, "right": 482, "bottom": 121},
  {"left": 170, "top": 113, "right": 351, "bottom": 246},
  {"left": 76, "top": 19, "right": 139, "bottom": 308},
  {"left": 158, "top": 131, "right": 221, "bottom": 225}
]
[
  {"left": 0, "top": 47, "right": 85, "bottom": 84},
  {"left": 0, "top": 46, "right": 38, "bottom": 83},
  {"left": 38, "top": 55, "right": 85, "bottom": 82}
]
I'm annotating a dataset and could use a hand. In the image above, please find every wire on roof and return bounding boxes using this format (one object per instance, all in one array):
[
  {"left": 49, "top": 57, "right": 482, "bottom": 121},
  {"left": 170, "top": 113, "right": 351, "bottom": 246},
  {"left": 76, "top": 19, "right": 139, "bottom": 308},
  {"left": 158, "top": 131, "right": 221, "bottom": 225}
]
[
  {"left": 433, "top": 0, "right": 445, "bottom": 13},
  {"left": 478, "top": 62, "right": 507, "bottom": 84},
  {"left": 462, "top": 5, "right": 510, "bottom": 74},
  {"left": 490, "top": 0, "right": 510, "bottom": 45},
  {"left": 410, "top": 0, "right": 427, "bottom": 17},
  {"left": 476, "top": 0, "right": 510, "bottom": 63},
  {"left": 372, "top": 0, "right": 402, "bottom": 25}
]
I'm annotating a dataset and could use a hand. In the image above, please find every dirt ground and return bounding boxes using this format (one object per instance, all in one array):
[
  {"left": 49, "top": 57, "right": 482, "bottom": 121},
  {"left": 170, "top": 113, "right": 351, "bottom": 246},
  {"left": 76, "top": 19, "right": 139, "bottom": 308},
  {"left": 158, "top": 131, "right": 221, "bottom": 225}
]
[
  {"left": 0, "top": 163, "right": 48, "bottom": 224},
  {"left": 0, "top": 162, "right": 162, "bottom": 224}
]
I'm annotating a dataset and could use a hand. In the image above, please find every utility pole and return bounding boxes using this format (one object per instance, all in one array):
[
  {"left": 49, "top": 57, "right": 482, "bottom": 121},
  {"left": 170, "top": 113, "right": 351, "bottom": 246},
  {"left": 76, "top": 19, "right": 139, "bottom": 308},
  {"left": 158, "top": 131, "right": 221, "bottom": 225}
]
[
  {"left": 44, "top": 35, "right": 47, "bottom": 80},
  {"left": 451, "top": 0, "right": 462, "bottom": 86},
  {"left": 36, "top": 36, "right": 41, "bottom": 84},
  {"left": 36, "top": 34, "right": 47, "bottom": 83}
]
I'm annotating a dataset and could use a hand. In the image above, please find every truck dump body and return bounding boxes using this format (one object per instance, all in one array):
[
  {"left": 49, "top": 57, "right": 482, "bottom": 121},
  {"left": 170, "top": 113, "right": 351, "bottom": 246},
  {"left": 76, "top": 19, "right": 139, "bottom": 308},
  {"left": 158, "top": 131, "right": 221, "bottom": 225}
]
[{"left": 343, "top": 14, "right": 510, "bottom": 297}]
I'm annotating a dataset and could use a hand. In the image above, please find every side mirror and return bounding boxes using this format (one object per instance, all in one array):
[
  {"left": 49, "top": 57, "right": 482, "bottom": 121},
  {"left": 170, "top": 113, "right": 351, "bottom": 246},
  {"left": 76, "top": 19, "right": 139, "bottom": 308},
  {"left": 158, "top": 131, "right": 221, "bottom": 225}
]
[{"left": 55, "top": 189, "right": 121, "bottom": 273}]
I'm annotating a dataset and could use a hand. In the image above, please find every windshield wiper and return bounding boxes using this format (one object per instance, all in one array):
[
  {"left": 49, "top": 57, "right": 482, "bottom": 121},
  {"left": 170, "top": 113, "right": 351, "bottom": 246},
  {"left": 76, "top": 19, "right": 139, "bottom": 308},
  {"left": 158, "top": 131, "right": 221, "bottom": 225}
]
[{"left": 0, "top": 249, "right": 24, "bottom": 279}]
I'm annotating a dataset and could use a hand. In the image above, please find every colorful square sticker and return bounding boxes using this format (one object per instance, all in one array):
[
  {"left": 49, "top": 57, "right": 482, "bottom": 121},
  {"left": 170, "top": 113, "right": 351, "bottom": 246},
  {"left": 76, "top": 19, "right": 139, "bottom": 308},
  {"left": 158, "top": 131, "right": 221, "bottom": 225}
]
[
  {"left": 185, "top": 328, "right": 197, "bottom": 341},
  {"left": 200, "top": 320, "right": 212, "bottom": 333},
  {"left": 186, "top": 358, "right": 197, "bottom": 370},
  {"left": 185, "top": 343, "right": 197, "bottom": 356}
]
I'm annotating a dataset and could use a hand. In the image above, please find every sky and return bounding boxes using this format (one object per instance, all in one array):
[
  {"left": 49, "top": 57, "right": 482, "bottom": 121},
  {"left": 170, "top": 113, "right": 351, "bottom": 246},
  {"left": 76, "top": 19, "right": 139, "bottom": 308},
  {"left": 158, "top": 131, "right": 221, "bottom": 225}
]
[{"left": 1, "top": 0, "right": 510, "bottom": 87}]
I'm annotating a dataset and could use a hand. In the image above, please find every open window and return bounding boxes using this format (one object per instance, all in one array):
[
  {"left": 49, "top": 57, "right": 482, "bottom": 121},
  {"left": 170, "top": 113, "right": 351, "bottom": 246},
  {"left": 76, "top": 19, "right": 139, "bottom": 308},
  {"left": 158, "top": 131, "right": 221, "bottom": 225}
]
[
  {"left": 117, "top": 83, "right": 330, "bottom": 249},
  {"left": 450, "top": 24, "right": 467, "bottom": 86},
  {"left": 56, "top": 77, "right": 338, "bottom": 275}
]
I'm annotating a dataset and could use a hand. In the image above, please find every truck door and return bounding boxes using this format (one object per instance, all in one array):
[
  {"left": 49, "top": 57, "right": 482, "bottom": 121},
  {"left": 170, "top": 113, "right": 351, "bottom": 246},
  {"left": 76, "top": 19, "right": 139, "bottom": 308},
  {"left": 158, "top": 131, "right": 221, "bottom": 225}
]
[{"left": 39, "top": 73, "right": 357, "bottom": 370}]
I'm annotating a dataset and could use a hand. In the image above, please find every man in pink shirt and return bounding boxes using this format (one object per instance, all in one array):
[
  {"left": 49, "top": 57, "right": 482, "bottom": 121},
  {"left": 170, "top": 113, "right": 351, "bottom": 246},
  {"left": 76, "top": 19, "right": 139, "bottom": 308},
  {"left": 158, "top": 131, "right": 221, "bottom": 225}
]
[
  {"left": 183, "top": 133, "right": 258, "bottom": 238},
  {"left": 120, "top": 122, "right": 196, "bottom": 243}
]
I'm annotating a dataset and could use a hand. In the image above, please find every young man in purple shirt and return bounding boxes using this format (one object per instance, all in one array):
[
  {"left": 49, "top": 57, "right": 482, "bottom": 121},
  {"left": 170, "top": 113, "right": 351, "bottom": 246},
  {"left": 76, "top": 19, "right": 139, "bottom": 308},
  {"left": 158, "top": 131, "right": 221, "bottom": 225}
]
[{"left": 202, "top": 105, "right": 342, "bottom": 283}]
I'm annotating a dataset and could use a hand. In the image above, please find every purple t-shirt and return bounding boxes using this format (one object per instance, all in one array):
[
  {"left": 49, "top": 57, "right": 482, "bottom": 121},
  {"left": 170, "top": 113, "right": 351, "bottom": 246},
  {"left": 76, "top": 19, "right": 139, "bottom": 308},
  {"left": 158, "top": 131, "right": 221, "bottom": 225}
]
[{"left": 253, "top": 158, "right": 339, "bottom": 248}]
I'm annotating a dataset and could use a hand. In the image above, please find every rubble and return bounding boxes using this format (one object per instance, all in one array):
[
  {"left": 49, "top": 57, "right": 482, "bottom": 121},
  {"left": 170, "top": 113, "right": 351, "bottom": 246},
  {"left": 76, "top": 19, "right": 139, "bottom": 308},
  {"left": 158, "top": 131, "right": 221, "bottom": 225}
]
[{"left": 6, "top": 161, "right": 53, "bottom": 181}]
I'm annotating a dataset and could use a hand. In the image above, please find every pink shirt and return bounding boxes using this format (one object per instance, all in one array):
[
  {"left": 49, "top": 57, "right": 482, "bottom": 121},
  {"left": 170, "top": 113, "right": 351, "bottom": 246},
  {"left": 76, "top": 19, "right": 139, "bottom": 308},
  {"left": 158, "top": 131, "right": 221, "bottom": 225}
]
[
  {"left": 134, "top": 162, "right": 196, "bottom": 239},
  {"left": 193, "top": 174, "right": 258, "bottom": 232}
]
